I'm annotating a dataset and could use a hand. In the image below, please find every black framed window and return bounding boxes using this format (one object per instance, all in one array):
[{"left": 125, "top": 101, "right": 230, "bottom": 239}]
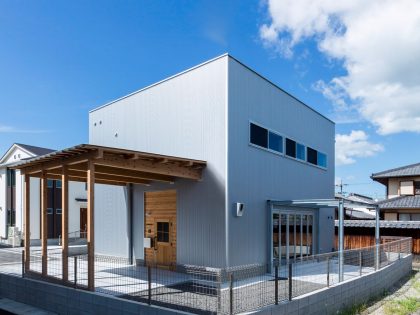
[
  {"left": 307, "top": 147, "right": 318, "bottom": 165},
  {"left": 268, "top": 132, "right": 283, "bottom": 153},
  {"left": 157, "top": 222, "right": 170, "bottom": 242},
  {"left": 250, "top": 123, "right": 268, "bottom": 148},
  {"left": 415, "top": 182, "right": 420, "bottom": 195},
  {"left": 286, "top": 138, "right": 296, "bottom": 158}
]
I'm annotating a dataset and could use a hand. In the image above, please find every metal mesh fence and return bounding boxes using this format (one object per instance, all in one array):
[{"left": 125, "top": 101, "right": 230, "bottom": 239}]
[{"left": 0, "top": 237, "right": 412, "bottom": 314}]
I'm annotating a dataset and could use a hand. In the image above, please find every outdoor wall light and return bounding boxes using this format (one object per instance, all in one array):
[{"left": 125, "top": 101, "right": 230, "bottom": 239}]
[{"left": 234, "top": 202, "right": 245, "bottom": 217}]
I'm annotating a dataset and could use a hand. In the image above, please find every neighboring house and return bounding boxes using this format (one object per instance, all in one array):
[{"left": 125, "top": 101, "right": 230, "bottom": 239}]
[
  {"left": 0, "top": 143, "right": 87, "bottom": 246},
  {"left": 335, "top": 193, "right": 376, "bottom": 220},
  {"left": 371, "top": 163, "right": 420, "bottom": 221},
  {"left": 88, "top": 54, "right": 335, "bottom": 267}
]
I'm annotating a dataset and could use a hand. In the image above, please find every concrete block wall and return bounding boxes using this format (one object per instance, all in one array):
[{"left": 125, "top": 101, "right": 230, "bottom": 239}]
[
  {"left": 0, "top": 273, "right": 187, "bottom": 315},
  {"left": 254, "top": 254, "right": 413, "bottom": 315}
]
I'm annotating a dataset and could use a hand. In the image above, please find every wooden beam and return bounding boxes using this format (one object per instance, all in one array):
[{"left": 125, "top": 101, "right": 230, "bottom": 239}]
[
  {"left": 94, "top": 165, "right": 175, "bottom": 183},
  {"left": 96, "top": 155, "right": 202, "bottom": 180},
  {"left": 87, "top": 161, "right": 95, "bottom": 291},
  {"left": 61, "top": 166, "right": 69, "bottom": 282},
  {"left": 95, "top": 173, "right": 150, "bottom": 185},
  {"left": 24, "top": 174, "right": 30, "bottom": 271},
  {"left": 41, "top": 173, "right": 48, "bottom": 276}
]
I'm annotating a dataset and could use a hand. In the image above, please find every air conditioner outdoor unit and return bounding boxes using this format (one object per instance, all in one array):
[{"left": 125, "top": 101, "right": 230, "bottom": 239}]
[{"left": 7, "top": 227, "right": 21, "bottom": 247}]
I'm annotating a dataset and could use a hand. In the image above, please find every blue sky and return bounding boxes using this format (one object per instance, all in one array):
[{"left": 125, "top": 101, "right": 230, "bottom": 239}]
[{"left": 1, "top": 1, "right": 419, "bottom": 199}]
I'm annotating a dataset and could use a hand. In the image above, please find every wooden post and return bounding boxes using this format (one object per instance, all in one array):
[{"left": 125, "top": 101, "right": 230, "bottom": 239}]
[
  {"left": 87, "top": 161, "right": 95, "bottom": 291},
  {"left": 41, "top": 174, "right": 48, "bottom": 276},
  {"left": 62, "top": 166, "right": 69, "bottom": 282},
  {"left": 24, "top": 174, "right": 30, "bottom": 271}
]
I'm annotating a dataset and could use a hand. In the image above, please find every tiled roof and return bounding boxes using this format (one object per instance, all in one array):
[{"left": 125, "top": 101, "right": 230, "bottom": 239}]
[
  {"left": 371, "top": 162, "right": 420, "bottom": 179},
  {"left": 16, "top": 143, "right": 55, "bottom": 156},
  {"left": 334, "top": 220, "right": 420, "bottom": 229},
  {"left": 378, "top": 195, "right": 420, "bottom": 209}
]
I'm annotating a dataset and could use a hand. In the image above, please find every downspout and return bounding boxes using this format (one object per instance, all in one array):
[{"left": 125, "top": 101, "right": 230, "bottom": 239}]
[{"left": 128, "top": 184, "right": 134, "bottom": 265}]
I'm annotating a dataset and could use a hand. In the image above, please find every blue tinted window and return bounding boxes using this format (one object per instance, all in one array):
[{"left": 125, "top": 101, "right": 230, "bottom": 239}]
[
  {"left": 56, "top": 180, "right": 62, "bottom": 189},
  {"left": 47, "top": 180, "right": 54, "bottom": 188},
  {"left": 317, "top": 152, "right": 327, "bottom": 168},
  {"left": 269, "top": 132, "right": 283, "bottom": 153},
  {"left": 296, "top": 143, "right": 306, "bottom": 161}
]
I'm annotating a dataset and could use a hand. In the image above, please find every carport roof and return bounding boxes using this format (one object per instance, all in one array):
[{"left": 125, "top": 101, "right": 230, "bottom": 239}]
[{"left": 12, "top": 144, "right": 206, "bottom": 186}]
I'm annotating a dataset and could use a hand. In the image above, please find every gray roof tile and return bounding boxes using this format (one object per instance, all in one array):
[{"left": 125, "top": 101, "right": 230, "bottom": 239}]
[
  {"left": 372, "top": 162, "right": 420, "bottom": 179},
  {"left": 378, "top": 195, "right": 420, "bottom": 209}
]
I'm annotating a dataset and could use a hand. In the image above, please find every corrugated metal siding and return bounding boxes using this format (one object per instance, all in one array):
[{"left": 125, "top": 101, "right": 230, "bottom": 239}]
[
  {"left": 227, "top": 57, "right": 335, "bottom": 265},
  {"left": 94, "top": 184, "right": 129, "bottom": 257},
  {"left": 89, "top": 57, "right": 228, "bottom": 267}
]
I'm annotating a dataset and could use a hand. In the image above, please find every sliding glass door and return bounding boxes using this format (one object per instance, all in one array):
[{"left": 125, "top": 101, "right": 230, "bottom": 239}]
[{"left": 272, "top": 209, "right": 315, "bottom": 265}]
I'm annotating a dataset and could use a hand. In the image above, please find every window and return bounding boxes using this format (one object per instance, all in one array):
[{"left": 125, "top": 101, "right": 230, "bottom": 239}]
[
  {"left": 268, "top": 132, "right": 283, "bottom": 153},
  {"left": 7, "top": 169, "right": 15, "bottom": 187},
  {"left": 400, "top": 181, "right": 414, "bottom": 195},
  {"left": 412, "top": 213, "right": 420, "bottom": 221},
  {"left": 55, "top": 180, "right": 62, "bottom": 189},
  {"left": 399, "top": 213, "right": 410, "bottom": 221},
  {"left": 317, "top": 152, "right": 327, "bottom": 168},
  {"left": 296, "top": 143, "right": 306, "bottom": 161},
  {"left": 307, "top": 147, "right": 318, "bottom": 165},
  {"left": 250, "top": 123, "right": 268, "bottom": 148},
  {"left": 157, "top": 222, "right": 170, "bottom": 242},
  {"left": 47, "top": 180, "right": 54, "bottom": 188},
  {"left": 286, "top": 138, "right": 296, "bottom": 158},
  {"left": 56, "top": 208, "right": 62, "bottom": 215},
  {"left": 415, "top": 182, "right": 420, "bottom": 195},
  {"left": 47, "top": 208, "right": 53, "bottom": 215}
]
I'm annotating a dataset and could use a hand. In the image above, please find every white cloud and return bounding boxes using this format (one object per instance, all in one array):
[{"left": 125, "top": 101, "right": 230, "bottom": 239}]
[
  {"left": 335, "top": 130, "right": 383, "bottom": 166},
  {"left": 260, "top": 0, "right": 420, "bottom": 134},
  {"left": 0, "top": 124, "right": 48, "bottom": 134}
]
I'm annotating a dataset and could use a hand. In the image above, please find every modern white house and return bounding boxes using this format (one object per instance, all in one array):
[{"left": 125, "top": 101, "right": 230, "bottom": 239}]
[
  {"left": 87, "top": 54, "right": 335, "bottom": 268},
  {"left": 0, "top": 143, "right": 87, "bottom": 246}
]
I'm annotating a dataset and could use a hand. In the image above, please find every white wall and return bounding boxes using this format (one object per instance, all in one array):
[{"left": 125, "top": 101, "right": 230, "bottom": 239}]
[{"left": 0, "top": 168, "right": 6, "bottom": 238}]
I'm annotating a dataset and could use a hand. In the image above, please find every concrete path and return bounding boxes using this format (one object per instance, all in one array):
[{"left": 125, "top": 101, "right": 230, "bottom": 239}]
[{"left": 0, "top": 297, "right": 56, "bottom": 315}]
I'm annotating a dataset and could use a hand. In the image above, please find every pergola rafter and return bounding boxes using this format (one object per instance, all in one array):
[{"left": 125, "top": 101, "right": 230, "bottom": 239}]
[{"left": 13, "top": 144, "right": 206, "bottom": 291}]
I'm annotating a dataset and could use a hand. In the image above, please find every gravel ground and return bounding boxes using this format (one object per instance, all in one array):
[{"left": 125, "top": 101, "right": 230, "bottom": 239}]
[{"left": 121, "top": 278, "right": 325, "bottom": 314}]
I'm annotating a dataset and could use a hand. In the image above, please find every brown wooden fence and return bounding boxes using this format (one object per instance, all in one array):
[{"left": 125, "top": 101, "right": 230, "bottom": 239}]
[{"left": 334, "top": 226, "right": 420, "bottom": 255}]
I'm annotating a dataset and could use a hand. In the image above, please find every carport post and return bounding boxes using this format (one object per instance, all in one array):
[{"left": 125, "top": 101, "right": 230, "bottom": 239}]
[
  {"left": 375, "top": 205, "right": 380, "bottom": 270},
  {"left": 62, "top": 166, "right": 69, "bottom": 282},
  {"left": 338, "top": 199, "right": 344, "bottom": 282},
  {"left": 275, "top": 263, "right": 279, "bottom": 304},
  {"left": 24, "top": 174, "right": 30, "bottom": 272},
  {"left": 87, "top": 161, "right": 95, "bottom": 291},
  {"left": 41, "top": 173, "right": 48, "bottom": 277}
]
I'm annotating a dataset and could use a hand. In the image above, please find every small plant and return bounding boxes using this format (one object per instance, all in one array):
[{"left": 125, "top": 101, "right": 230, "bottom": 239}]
[{"left": 384, "top": 297, "right": 420, "bottom": 315}]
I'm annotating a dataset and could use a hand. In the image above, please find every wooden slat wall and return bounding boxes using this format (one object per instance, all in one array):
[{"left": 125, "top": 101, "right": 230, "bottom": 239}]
[
  {"left": 334, "top": 227, "right": 420, "bottom": 254},
  {"left": 144, "top": 190, "right": 177, "bottom": 265}
]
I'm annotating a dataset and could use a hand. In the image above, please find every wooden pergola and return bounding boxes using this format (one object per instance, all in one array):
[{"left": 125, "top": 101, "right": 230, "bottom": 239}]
[{"left": 12, "top": 144, "right": 206, "bottom": 290}]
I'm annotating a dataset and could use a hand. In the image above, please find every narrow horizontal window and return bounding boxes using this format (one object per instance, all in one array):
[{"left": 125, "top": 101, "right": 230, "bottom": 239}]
[
  {"left": 47, "top": 208, "right": 53, "bottom": 215},
  {"left": 250, "top": 123, "right": 268, "bottom": 148},
  {"left": 307, "top": 147, "right": 318, "bottom": 165},
  {"left": 56, "top": 208, "right": 62, "bottom": 215},
  {"left": 317, "top": 152, "right": 327, "bottom": 168},
  {"left": 285, "top": 138, "right": 296, "bottom": 158},
  {"left": 296, "top": 143, "right": 306, "bottom": 161},
  {"left": 56, "top": 180, "right": 62, "bottom": 189},
  {"left": 47, "top": 180, "right": 54, "bottom": 188},
  {"left": 268, "top": 132, "right": 283, "bottom": 153}
]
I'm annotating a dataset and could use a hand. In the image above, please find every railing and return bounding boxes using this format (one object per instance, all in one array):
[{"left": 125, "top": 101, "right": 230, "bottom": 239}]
[{"left": 1, "top": 237, "right": 412, "bottom": 315}]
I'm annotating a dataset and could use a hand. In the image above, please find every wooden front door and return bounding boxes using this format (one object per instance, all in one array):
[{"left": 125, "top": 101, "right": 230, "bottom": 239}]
[
  {"left": 144, "top": 190, "right": 177, "bottom": 267},
  {"left": 80, "top": 208, "right": 87, "bottom": 238}
]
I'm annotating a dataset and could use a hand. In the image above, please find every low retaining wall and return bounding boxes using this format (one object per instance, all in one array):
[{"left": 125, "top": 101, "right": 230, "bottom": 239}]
[
  {"left": 254, "top": 254, "right": 413, "bottom": 315},
  {"left": 0, "top": 273, "right": 187, "bottom": 315}
]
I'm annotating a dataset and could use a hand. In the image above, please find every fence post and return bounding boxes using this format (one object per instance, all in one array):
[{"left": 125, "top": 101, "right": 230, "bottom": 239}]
[
  {"left": 326, "top": 257, "right": 330, "bottom": 287},
  {"left": 288, "top": 263, "right": 293, "bottom": 301},
  {"left": 275, "top": 264, "right": 279, "bottom": 305},
  {"left": 359, "top": 251, "right": 362, "bottom": 276},
  {"left": 148, "top": 265, "right": 152, "bottom": 305},
  {"left": 22, "top": 250, "right": 25, "bottom": 278},
  {"left": 217, "top": 270, "right": 222, "bottom": 314},
  {"left": 74, "top": 256, "right": 77, "bottom": 288},
  {"left": 398, "top": 242, "right": 401, "bottom": 260},
  {"left": 229, "top": 272, "right": 234, "bottom": 315}
]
